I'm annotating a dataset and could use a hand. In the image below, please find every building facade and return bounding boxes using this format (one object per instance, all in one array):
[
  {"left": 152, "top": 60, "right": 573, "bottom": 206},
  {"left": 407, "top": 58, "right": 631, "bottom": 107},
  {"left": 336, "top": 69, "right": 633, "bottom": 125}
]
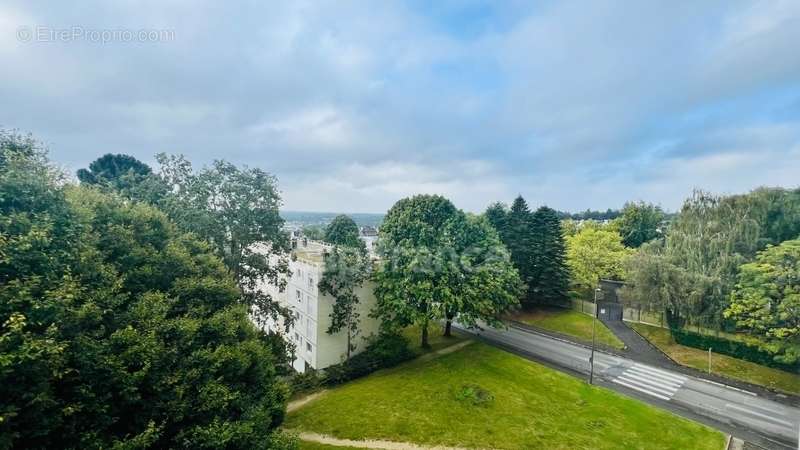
[{"left": 254, "top": 239, "right": 381, "bottom": 373}]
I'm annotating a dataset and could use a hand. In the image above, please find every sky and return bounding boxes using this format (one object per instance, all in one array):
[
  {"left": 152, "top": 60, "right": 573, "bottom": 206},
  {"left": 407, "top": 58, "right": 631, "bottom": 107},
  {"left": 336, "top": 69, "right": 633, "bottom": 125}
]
[{"left": 2, "top": 1, "right": 799, "bottom": 214}]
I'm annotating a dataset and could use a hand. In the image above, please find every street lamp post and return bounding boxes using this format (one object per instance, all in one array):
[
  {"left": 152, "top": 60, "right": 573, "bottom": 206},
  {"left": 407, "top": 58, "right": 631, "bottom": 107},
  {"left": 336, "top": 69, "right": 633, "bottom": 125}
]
[{"left": 589, "top": 287, "right": 601, "bottom": 385}]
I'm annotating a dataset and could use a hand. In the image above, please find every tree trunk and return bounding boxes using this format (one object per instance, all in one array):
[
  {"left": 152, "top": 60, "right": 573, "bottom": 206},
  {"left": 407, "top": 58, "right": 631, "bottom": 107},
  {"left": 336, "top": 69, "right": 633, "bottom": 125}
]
[
  {"left": 421, "top": 320, "right": 430, "bottom": 349},
  {"left": 444, "top": 320, "right": 452, "bottom": 337},
  {"left": 346, "top": 331, "right": 351, "bottom": 360}
]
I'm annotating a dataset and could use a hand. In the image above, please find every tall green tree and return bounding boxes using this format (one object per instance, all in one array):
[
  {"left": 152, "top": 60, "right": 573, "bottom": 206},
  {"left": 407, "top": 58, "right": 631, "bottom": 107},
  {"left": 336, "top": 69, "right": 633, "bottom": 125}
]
[
  {"left": 324, "top": 214, "right": 364, "bottom": 250},
  {"left": 504, "top": 196, "right": 534, "bottom": 303},
  {"left": 374, "top": 195, "right": 520, "bottom": 347},
  {"left": 725, "top": 239, "right": 800, "bottom": 364},
  {"left": 318, "top": 245, "right": 371, "bottom": 359},
  {"left": 76, "top": 153, "right": 167, "bottom": 203},
  {"left": 77, "top": 153, "right": 152, "bottom": 185},
  {"left": 156, "top": 154, "right": 291, "bottom": 325},
  {"left": 0, "top": 137, "right": 295, "bottom": 449},
  {"left": 441, "top": 214, "right": 522, "bottom": 336},
  {"left": 615, "top": 201, "right": 665, "bottom": 248},
  {"left": 484, "top": 202, "right": 508, "bottom": 240},
  {"left": 566, "top": 227, "right": 632, "bottom": 291},
  {"left": 529, "top": 206, "right": 570, "bottom": 305},
  {"left": 623, "top": 188, "right": 800, "bottom": 329}
]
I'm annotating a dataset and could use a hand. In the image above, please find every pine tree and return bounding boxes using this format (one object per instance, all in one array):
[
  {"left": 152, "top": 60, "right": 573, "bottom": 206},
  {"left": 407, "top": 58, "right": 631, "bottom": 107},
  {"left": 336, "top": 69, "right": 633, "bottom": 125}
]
[
  {"left": 530, "top": 206, "right": 570, "bottom": 305},
  {"left": 484, "top": 202, "right": 509, "bottom": 240},
  {"left": 504, "top": 196, "right": 534, "bottom": 304}
]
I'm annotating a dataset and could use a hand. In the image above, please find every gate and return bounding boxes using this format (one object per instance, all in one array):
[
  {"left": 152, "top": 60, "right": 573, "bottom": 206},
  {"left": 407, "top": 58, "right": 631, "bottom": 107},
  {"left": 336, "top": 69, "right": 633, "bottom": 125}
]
[{"left": 597, "top": 302, "right": 622, "bottom": 321}]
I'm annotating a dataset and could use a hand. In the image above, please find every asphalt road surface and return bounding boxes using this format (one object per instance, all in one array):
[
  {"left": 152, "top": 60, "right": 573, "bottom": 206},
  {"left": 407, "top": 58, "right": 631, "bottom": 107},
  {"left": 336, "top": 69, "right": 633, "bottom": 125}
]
[{"left": 455, "top": 323, "right": 799, "bottom": 449}]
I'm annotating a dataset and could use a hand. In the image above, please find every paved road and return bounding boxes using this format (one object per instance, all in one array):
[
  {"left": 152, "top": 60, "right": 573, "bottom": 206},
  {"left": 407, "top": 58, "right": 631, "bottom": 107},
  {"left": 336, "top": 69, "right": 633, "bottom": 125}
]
[{"left": 455, "top": 323, "right": 799, "bottom": 449}]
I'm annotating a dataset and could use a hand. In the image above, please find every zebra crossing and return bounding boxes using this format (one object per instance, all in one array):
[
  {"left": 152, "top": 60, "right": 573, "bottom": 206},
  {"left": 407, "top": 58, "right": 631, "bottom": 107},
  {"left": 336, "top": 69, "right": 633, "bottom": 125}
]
[{"left": 611, "top": 363, "right": 687, "bottom": 401}]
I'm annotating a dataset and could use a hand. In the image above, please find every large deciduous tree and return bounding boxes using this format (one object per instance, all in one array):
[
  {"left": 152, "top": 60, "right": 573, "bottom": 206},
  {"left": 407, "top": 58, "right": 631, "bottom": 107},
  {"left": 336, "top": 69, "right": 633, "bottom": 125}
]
[
  {"left": 440, "top": 213, "right": 522, "bottom": 336},
  {"left": 566, "top": 226, "right": 632, "bottom": 291},
  {"left": 324, "top": 214, "right": 364, "bottom": 250},
  {"left": 374, "top": 195, "right": 520, "bottom": 347},
  {"left": 725, "top": 239, "right": 800, "bottom": 364},
  {"left": 0, "top": 136, "right": 295, "bottom": 449},
  {"left": 615, "top": 201, "right": 665, "bottom": 248},
  {"left": 155, "top": 154, "right": 291, "bottom": 325}
]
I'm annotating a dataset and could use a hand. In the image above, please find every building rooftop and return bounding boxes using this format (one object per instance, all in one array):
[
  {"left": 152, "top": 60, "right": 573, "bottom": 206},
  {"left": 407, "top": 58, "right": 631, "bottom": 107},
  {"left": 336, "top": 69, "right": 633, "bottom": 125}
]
[{"left": 292, "top": 238, "right": 334, "bottom": 264}]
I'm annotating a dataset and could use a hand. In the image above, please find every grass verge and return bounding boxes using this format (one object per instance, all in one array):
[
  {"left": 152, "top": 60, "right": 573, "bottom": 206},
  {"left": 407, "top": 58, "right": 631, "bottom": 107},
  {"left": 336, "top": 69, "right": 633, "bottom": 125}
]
[
  {"left": 631, "top": 323, "right": 800, "bottom": 395},
  {"left": 511, "top": 307, "right": 625, "bottom": 350},
  {"left": 286, "top": 342, "right": 724, "bottom": 450}
]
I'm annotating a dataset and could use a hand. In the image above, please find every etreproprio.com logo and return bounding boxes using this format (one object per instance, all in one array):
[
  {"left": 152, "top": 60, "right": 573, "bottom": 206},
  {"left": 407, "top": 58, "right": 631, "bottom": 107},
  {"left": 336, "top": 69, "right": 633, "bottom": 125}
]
[{"left": 17, "top": 26, "right": 175, "bottom": 44}]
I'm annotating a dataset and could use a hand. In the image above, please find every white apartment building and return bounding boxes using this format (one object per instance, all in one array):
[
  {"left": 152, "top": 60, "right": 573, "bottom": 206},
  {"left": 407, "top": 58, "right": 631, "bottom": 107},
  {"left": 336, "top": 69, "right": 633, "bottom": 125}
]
[{"left": 253, "top": 239, "right": 381, "bottom": 373}]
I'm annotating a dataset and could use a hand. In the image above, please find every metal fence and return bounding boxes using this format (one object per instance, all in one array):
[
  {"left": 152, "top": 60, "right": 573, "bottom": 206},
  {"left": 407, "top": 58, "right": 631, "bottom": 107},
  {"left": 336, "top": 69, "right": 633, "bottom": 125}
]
[{"left": 569, "top": 298, "right": 667, "bottom": 328}]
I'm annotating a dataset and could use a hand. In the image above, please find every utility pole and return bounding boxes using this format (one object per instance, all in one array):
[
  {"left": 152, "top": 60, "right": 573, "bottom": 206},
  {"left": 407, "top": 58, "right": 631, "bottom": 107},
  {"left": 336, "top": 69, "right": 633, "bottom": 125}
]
[
  {"left": 589, "top": 287, "right": 601, "bottom": 385},
  {"left": 708, "top": 347, "right": 712, "bottom": 374}
]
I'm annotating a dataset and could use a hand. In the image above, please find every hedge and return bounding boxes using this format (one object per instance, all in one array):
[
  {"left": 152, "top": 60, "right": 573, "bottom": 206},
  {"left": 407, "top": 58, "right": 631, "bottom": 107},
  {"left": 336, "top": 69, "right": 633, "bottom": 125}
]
[
  {"left": 669, "top": 327, "right": 799, "bottom": 373},
  {"left": 289, "top": 331, "right": 415, "bottom": 394}
]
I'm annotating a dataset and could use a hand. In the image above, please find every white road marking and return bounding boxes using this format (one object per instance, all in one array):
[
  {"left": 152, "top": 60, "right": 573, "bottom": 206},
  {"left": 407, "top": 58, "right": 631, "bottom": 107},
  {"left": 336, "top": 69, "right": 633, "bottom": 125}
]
[
  {"left": 619, "top": 372, "right": 680, "bottom": 395},
  {"left": 725, "top": 403, "right": 795, "bottom": 428},
  {"left": 628, "top": 364, "right": 687, "bottom": 384},
  {"left": 616, "top": 375, "right": 677, "bottom": 397},
  {"left": 612, "top": 378, "right": 672, "bottom": 401},
  {"left": 610, "top": 363, "right": 688, "bottom": 401}
]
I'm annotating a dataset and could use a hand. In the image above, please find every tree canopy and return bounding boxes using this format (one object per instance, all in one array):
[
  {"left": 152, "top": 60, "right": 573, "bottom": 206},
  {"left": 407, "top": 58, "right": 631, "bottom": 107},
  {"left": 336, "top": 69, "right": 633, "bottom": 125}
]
[
  {"left": 0, "top": 138, "right": 295, "bottom": 449},
  {"left": 566, "top": 226, "right": 632, "bottom": 291},
  {"left": 374, "top": 195, "right": 520, "bottom": 347},
  {"left": 615, "top": 201, "right": 665, "bottom": 248},
  {"left": 324, "top": 214, "right": 364, "bottom": 249},
  {"left": 155, "top": 154, "right": 291, "bottom": 325},
  {"left": 725, "top": 239, "right": 800, "bottom": 364}
]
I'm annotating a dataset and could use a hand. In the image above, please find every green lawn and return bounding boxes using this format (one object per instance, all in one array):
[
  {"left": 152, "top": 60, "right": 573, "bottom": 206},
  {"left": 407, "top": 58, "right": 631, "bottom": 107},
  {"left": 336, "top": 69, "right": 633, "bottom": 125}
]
[
  {"left": 401, "top": 322, "right": 466, "bottom": 354},
  {"left": 631, "top": 323, "right": 800, "bottom": 395},
  {"left": 286, "top": 342, "right": 724, "bottom": 450},
  {"left": 511, "top": 307, "right": 625, "bottom": 350}
]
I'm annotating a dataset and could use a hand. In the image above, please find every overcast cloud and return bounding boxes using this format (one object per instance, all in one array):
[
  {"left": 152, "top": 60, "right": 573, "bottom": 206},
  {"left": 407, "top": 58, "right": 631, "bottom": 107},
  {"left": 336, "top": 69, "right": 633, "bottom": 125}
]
[{"left": 2, "top": 0, "right": 799, "bottom": 213}]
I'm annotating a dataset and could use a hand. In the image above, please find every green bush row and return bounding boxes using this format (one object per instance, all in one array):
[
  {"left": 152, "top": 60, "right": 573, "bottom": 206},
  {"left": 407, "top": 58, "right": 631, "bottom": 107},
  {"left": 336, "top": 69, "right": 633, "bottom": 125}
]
[
  {"left": 289, "top": 332, "right": 416, "bottom": 393},
  {"left": 669, "top": 327, "right": 799, "bottom": 373}
]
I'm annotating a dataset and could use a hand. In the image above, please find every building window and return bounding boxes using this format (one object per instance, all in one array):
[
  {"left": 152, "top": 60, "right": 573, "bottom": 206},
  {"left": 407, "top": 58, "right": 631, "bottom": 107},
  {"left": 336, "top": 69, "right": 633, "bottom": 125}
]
[
  {"left": 296, "top": 290, "right": 301, "bottom": 302},
  {"left": 308, "top": 277, "right": 314, "bottom": 288},
  {"left": 306, "top": 342, "right": 312, "bottom": 352},
  {"left": 294, "top": 332, "right": 299, "bottom": 342}
]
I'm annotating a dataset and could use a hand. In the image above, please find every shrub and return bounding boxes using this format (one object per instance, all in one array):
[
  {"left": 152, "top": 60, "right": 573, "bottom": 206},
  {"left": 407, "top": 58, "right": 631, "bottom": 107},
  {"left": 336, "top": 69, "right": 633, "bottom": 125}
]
[
  {"left": 289, "top": 369, "right": 324, "bottom": 395},
  {"left": 323, "top": 332, "right": 414, "bottom": 386},
  {"left": 669, "top": 327, "right": 799, "bottom": 373}
]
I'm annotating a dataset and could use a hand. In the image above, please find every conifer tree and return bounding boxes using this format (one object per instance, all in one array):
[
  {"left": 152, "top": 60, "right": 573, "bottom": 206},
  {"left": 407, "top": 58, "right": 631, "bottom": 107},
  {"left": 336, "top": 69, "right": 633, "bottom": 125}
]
[{"left": 529, "top": 206, "right": 570, "bottom": 305}]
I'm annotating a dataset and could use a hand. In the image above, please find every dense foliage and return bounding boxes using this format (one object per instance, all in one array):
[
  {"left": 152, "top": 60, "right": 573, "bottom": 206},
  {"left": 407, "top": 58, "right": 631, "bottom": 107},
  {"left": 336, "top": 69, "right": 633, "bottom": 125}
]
[
  {"left": 725, "top": 239, "right": 800, "bottom": 364},
  {"left": 566, "top": 226, "right": 632, "bottom": 291},
  {"left": 485, "top": 198, "right": 570, "bottom": 307},
  {"left": 529, "top": 207, "right": 570, "bottom": 305},
  {"left": 0, "top": 139, "right": 294, "bottom": 449},
  {"left": 625, "top": 188, "right": 800, "bottom": 363},
  {"left": 374, "top": 195, "right": 520, "bottom": 347},
  {"left": 615, "top": 201, "right": 665, "bottom": 248},
  {"left": 324, "top": 214, "right": 364, "bottom": 249},
  {"left": 154, "top": 154, "right": 291, "bottom": 327}
]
